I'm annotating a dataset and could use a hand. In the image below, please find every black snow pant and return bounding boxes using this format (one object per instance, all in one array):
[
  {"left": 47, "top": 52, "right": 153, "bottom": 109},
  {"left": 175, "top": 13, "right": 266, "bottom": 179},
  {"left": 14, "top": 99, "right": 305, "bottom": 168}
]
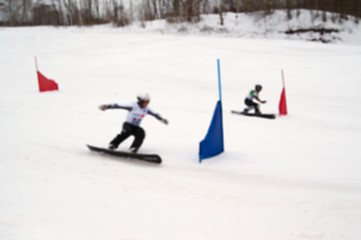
[
  {"left": 244, "top": 98, "right": 260, "bottom": 113},
  {"left": 110, "top": 122, "right": 145, "bottom": 150}
]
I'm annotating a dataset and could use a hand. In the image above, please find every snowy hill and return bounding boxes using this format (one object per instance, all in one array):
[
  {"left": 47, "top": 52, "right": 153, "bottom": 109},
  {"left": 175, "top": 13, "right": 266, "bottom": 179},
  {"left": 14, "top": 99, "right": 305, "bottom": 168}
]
[
  {"left": 122, "top": 11, "right": 361, "bottom": 44},
  {"left": 1, "top": 19, "right": 361, "bottom": 240}
]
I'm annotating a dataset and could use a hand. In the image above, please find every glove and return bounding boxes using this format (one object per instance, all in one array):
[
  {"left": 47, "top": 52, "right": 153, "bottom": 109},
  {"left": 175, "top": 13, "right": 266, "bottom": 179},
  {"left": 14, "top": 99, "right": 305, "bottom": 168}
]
[
  {"left": 261, "top": 100, "right": 267, "bottom": 104},
  {"left": 161, "top": 119, "right": 169, "bottom": 125},
  {"left": 99, "top": 104, "right": 109, "bottom": 111}
]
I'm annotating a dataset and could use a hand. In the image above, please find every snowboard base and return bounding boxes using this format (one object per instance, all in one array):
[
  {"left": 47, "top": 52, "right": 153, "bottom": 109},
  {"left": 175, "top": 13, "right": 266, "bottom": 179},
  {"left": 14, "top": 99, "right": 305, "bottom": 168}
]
[
  {"left": 231, "top": 110, "right": 276, "bottom": 119},
  {"left": 87, "top": 144, "right": 162, "bottom": 164}
]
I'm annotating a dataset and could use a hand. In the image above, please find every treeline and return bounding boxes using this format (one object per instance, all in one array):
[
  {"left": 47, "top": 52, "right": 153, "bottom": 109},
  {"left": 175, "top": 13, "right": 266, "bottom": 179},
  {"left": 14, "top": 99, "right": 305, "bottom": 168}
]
[
  {"left": 1, "top": 0, "right": 360, "bottom": 26},
  {"left": 223, "top": 0, "right": 361, "bottom": 17},
  {"left": 1, "top": 0, "right": 132, "bottom": 26}
]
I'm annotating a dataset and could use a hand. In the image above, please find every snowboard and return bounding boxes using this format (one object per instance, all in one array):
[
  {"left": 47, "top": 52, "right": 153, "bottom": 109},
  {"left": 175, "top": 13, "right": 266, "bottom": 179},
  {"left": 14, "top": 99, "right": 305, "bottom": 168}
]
[
  {"left": 87, "top": 144, "right": 162, "bottom": 164},
  {"left": 231, "top": 110, "right": 276, "bottom": 119}
]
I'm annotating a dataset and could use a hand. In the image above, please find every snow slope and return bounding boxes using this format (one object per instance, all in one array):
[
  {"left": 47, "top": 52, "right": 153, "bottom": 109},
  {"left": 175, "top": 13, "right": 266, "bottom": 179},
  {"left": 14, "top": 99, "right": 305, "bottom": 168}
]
[
  {"left": 1, "top": 22, "right": 361, "bottom": 239},
  {"left": 127, "top": 11, "right": 361, "bottom": 44}
]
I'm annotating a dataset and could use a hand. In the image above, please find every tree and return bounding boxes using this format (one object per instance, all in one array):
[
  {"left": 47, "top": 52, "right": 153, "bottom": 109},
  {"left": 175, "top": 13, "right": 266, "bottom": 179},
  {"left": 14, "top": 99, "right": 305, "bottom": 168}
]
[{"left": 4, "top": 0, "right": 32, "bottom": 25}]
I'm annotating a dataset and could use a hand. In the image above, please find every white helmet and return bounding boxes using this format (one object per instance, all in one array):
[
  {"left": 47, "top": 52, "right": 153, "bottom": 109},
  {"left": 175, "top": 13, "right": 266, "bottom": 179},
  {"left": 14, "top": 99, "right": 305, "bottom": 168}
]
[{"left": 137, "top": 93, "right": 150, "bottom": 103}]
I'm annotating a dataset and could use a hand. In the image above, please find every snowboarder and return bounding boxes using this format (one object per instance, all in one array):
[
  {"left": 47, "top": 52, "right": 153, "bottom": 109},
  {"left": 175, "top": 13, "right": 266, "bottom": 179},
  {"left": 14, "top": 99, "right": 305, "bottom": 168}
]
[
  {"left": 99, "top": 93, "right": 168, "bottom": 153},
  {"left": 243, "top": 84, "right": 267, "bottom": 114}
]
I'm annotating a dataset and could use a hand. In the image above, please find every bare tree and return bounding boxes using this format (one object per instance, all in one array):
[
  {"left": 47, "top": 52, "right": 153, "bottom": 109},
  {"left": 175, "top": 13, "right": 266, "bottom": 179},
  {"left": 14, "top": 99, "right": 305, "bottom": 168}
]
[{"left": 5, "top": 0, "right": 32, "bottom": 25}]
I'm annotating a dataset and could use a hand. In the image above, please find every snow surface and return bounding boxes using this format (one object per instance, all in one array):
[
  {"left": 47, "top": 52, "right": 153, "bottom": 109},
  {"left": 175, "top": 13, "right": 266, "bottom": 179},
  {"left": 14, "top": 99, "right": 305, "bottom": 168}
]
[
  {"left": 1, "top": 14, "right": 361, "bottom": 240},
  {"left": 126, "top": 11, "right": 361, "bottom": 44}
]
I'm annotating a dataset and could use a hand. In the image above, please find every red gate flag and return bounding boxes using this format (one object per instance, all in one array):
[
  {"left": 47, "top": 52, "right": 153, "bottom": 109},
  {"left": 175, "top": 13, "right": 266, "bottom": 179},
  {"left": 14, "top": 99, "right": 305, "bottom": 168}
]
[
  {"left": 279, "top": 70, "right": 288, "bottom": 115},
  {"left": 35, "top": 57, "right": 59, "bottom": 92},
  {"left": 37, "top": 71, "right": 58, "bottom": 92},
  {"left": 279, "top": 87, "right": 287, "bottom": 115}
]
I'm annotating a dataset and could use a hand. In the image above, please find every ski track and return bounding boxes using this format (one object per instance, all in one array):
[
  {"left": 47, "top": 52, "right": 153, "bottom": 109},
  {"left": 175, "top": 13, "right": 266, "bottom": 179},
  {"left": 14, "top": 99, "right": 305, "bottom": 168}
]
[{"left": 1, "top": 16, "right": 361, "bottom": 240}]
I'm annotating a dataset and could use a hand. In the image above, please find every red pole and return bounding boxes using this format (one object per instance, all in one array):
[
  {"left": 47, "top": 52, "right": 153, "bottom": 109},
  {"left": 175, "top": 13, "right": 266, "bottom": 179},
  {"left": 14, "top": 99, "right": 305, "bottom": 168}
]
[{"left": 34, "top": 56, "right": 39, "bottom": 71}]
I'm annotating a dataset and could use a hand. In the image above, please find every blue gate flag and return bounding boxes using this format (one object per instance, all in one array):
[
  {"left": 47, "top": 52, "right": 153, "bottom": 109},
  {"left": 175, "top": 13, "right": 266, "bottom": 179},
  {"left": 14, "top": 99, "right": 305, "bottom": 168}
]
[
  {"left": 199, "top": 59, "right": 224, "bottom": 163},
  {"left": 199, "top": 100, "right": 224, "bottom": 162}
]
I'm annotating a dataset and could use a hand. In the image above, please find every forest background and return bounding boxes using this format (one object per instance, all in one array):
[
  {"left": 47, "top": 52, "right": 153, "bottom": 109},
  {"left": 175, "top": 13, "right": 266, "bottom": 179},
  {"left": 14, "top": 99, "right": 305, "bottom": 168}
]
[{"left": 1, "top": 0, "right": 361, "bottom": 27}]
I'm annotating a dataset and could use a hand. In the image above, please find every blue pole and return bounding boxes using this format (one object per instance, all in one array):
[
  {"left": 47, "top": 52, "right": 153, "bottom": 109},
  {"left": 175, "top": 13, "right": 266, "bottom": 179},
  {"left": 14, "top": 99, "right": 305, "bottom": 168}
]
[{"left": 217, "top": 59, "right": 222, "bottom": 101}]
